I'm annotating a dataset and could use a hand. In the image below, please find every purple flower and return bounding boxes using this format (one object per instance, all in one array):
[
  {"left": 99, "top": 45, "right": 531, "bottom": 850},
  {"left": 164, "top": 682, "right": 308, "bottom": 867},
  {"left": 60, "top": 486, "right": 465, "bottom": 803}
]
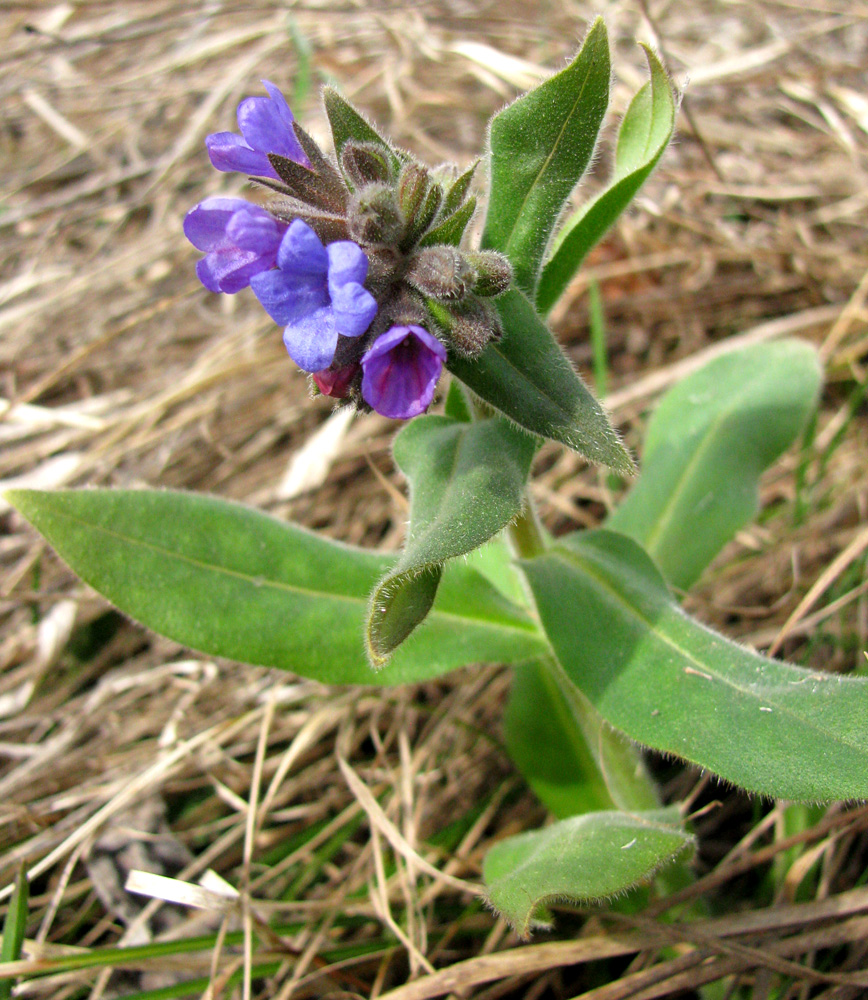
[
  {"left": 184, "top": 197, "right": 287, "bottom": 293},
  {"left": 361, "top": 325, "right": 447, "bottom": 419},
  {"left": 206, "top": 80, "right": 310, "bottom": 180},
  {"left": 250, "top": 219, "right": 378, "bottom": 372}
]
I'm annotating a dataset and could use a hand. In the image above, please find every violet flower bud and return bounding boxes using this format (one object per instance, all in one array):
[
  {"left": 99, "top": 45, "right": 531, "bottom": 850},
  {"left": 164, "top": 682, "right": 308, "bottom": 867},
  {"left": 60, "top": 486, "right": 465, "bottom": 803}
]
[
  {"left": 361, "top": 325, "right": 446, "bottom": 420},
  {"left": 205, "top": 80, "right": 310, "bottom": 180},
  {"left": 312, "top": 363, "right": 360, "bottom": 399}
]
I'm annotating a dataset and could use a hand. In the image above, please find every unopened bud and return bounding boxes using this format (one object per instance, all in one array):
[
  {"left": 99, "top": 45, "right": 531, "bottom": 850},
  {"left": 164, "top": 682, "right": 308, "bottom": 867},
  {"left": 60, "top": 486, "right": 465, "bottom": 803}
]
[
  {"left": 440, "top": 160, "right": 478, "bottom": 216},
  {"left": 398, "top": 163, "right": 443, "bottom": 246},
  {"left": 397, "top": 163, "right": 429, "bottom": 220},
  {"left": 464, "top": 250, "right": 513, "bottom": 297},
  {"left": 426, "top": 295, "right": 502, "bottom": 358},
  {"left": 341, "top": 141, "right": 393, "bottom": 188},
  {"left": 405, "top": 246, "right": 474, "bottom": 301},
  {"left": 347, "top": 183, "right": 403, "bottom": 246},
  {"left": 312, "top": 362, "right": 361, "bottom": 399}
]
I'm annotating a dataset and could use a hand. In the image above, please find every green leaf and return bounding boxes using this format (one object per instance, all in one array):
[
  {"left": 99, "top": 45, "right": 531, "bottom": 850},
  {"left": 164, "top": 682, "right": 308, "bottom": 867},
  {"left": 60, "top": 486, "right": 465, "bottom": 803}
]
[
  {"left": 443, "top": 378, "right": 472, "bottom": 422},
  {"left": 482, "top": 18, "right": 610, "bottom": 296},
  {"left": 367, "top": 567, "right": 443, "bottom": 669},
  {"left": 504, "top": 661, "right": 616, "bottom": 818},
  {"left": 465, "top": 536, "right": 527, "bottom": 607},
  {"left": 441, "top": 160, "right": 478, "bottom": 217},
  {"left": 322, "top": 87, "right": 404, "bottom": 172},
  {"left": 366, "top": 415, "right": 535, "bottom": 666},
  {"left": 537, "top": 45, "right": 675, "bottom": 315},
  {"left": 418, "top": 196, "right": 477, "bottom": 248},
  {"left": 608, "top": 340, "right": 822, "bottom": 590},
  {"left": 448, "top": 288, "right": 634, "bottom": 472},
  {"left": 505, "top": 654, "right": 660, "bottom": 818},
  {"left": 484, "top": 807, "right": 692, "bottom": 937},
  {"left": 522, "top": 529, "right": 868, "bottom": 800},
  {"left": 0, "top": 868, "right": 28, "bottom": 1000},
  {"left": 6, "top": 489, "right": 547, "bottom": 686}
]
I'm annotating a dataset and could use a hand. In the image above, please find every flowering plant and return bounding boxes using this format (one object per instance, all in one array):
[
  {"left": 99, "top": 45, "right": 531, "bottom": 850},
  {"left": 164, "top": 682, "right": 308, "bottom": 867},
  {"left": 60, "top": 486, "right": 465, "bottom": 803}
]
[{"left": 7, "top": 20, "right": 868, "bottom": 933}]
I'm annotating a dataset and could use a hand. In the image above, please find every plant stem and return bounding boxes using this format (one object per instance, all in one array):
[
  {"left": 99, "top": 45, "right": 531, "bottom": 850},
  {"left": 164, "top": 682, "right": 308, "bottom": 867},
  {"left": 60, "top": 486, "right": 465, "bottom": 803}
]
[{"left": 508, "top": 496, "right": 548, "bottom": 558}]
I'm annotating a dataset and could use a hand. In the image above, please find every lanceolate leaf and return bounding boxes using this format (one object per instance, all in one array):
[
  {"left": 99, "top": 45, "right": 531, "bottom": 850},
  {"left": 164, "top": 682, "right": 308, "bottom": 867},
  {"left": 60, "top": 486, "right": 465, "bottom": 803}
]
[
  {"left": 608, "top": 340, "right": 822, "bottom": 590},
  {"left": 482, "top": 18, "right": 610, "bottom": 296},
  {"left": 366, "top": 415, "right": 535, "bottom": 667},
  {"left": 484, "top": 808, "right": 693, "bottom": 937},
  {"left": 322, "top": 87, "right": 404, "bottom": 173},
  {"left": 449, "top": 288, "right": 634, "bottom": 472},
  {"left": 505, "top": 656, "right": 659, "bottom": 819},
  {"left": 6, "top": 489, "right": 547, "bottom": 686},
  {"left": 523, "top": 530, "right": 868, "bottom": 800},
  {"left": 504, "top": 661, "right": 617, "bottom": 818},
  {"left": 537, "top": 45, "right": 675, "bottom": 315}
]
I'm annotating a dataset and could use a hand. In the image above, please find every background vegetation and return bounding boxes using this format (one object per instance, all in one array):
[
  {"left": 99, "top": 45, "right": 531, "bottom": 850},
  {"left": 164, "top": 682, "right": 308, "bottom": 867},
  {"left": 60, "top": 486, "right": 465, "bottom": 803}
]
[{"left": 1, "top": 1, "right": 867, "bottom": 997}]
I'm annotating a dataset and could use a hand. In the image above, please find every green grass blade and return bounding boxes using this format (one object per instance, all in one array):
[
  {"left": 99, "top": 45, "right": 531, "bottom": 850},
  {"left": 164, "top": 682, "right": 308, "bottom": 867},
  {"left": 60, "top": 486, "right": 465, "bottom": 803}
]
[{"left": 0, "top": 868, "right": 28, "bottom": 1000}]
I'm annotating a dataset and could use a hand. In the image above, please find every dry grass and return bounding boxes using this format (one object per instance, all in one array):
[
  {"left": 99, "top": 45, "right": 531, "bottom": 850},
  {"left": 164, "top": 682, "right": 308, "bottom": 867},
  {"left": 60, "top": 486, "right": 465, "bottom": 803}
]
[{"left": 1, "top": 0, "right": 867, "bottom": 997}]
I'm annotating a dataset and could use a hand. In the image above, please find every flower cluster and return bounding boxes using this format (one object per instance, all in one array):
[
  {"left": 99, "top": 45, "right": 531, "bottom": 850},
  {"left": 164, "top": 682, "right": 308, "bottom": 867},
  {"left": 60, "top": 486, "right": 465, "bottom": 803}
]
[{"left": 185, "top": 81, "right": 511, "bottom": 419}]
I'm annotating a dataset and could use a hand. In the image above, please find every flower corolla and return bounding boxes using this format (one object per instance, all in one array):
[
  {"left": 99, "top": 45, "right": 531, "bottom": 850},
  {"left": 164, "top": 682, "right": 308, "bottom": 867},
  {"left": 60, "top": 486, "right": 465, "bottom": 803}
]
[
  {"left": 183, "top": 198, "right": 286, "bottom": 293},
  {"left": 361, "top": 325, "right": 446, "bottom": 419},
  {"left": 205, "top": 80, "right": 310, "bottom": 179},
  {"left": 250, "top": 219, "right": 377, "bottom": 373}
]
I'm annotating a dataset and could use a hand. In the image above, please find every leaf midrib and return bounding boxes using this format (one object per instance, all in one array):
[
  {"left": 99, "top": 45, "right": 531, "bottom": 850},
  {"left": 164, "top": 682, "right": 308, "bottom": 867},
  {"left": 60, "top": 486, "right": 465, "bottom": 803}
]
[
  {"left": 495, "top": 47, "right": 600, "bottom": 260},
  {"left": 641, "top": 368, "right": 779, "bottom": 555},
  {"left": 44, "top": 504, "right": 542, "bottom": 636},
  {"left": 552, "top": 544, "right": 867, "bottom": 759}
]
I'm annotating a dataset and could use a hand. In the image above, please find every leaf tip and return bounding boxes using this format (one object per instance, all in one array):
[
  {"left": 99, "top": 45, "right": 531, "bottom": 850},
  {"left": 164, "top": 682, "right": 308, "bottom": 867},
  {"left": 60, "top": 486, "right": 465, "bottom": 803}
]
[{"left": 3, "top": 488, "right": 37, "bottom": 519}]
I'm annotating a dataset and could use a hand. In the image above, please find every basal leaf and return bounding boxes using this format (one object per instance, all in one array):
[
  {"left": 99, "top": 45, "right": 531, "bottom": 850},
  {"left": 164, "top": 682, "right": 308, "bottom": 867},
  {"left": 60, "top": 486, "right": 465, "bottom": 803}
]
[
  {"left": 7, "top": 489, "right": 547, "bottom": 686},
  {"left": 366, "top": 415, "right": 535, "bottom": 667},
  {"left": 505, "top": 656, "right": 659, "bottom": 818},
  {"left": 537, "top": 45, "right": 675, "bottom": 315},
  {"left": 449, "top": 288, "right": 634, "bottom": 472},
  {"left": 608, "top": 340, "right": 822, "bottom": 590},
  {"left": 523, "top": 529, "right": 868, "bottom": 800},
  {"left": 482, "top": 18, "right": 610, "bottom": 296},
  {"left": 484, "top": 807, "right": 692, "bottom": 937},
  {"left": 504, "top": 660, "right": 617, "bottom": 818}
]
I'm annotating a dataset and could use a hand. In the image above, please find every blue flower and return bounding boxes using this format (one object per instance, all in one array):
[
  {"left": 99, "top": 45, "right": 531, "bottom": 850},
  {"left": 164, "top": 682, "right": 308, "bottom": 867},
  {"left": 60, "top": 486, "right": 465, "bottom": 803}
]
[
  {"left": 183, "top": 197, "right": 287, "bottom": 293},
  {"left": 361, "top": 325, "right": 446, "bottom": 419},
  {"left": 250, "top": 219, "right": 378, "bottom": 372},
  {"left": 206, "top": 80, "right": 310, "bottom": 180}
]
